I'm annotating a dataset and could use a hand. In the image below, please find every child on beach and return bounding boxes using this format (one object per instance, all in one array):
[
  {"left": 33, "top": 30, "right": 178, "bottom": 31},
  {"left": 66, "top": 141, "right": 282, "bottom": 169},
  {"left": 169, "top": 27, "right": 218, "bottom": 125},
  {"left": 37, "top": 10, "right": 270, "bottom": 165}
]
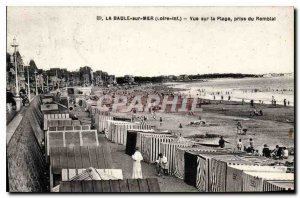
[
  {"left": 156, "top": 153, "right": 169, "bottom": 176},
  {"left": 237, "top": 139, "right": 243, "bottom": 150}
]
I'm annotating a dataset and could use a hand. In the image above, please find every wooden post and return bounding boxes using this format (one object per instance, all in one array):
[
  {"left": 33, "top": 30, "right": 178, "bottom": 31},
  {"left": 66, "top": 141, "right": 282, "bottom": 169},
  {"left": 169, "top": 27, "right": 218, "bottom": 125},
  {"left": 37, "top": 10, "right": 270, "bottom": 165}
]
[
  {"left": 95, "top": 130, "right": 99, "bottom": 146},
  {"left": 63, "top": 132, "right": 66, "bottom": 147},
  {"left": 49, "top": 166, "right": 54, "bottom": 190}
]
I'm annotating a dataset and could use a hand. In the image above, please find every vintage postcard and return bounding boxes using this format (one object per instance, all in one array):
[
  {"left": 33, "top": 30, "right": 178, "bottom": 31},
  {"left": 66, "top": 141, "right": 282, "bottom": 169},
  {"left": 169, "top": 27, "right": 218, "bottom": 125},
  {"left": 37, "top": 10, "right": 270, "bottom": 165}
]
[{"left": 6, "top": 6, "right": 294, "bottom": 193}]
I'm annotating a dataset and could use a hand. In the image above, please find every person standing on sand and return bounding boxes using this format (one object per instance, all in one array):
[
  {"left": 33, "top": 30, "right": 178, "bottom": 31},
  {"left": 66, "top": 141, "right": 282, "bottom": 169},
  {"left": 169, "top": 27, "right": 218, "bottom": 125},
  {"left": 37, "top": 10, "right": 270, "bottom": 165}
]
[
  {"left": 250, "top": 100, "right": 254, "bottom": 107},
  {"left": 237, "top": 139, "right": 243, "bottom": 150},
  {"left": 132, "top": 147, "right": 143, "bottom": 179},
  {"left": 219, "top": 136, "right": 225, "bottom": 148},
  {"left": 237, "top": 122, "right": 242, "bottom": 134},
  {"left": 282, "top": 147, "right": 289, "bottom": 159}
]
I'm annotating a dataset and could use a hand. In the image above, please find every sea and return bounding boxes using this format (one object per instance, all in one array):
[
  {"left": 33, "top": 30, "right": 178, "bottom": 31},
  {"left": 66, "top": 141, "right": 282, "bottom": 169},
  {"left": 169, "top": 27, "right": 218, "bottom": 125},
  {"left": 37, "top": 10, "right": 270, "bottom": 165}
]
[{"left": 165, "top": 76, "right": 294, "bottom": 106}]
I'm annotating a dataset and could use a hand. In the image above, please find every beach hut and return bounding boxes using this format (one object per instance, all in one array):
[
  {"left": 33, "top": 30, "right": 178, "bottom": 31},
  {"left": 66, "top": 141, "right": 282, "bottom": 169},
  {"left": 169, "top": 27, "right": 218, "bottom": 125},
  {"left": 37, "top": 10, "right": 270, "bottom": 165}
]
[
  {"left": 126, "top": 129, "right": 154, "bottom": 154},
  {"left": 46, "top": 130, "right": 99, "bottom": 156},
  {"left": 207, "top": 155, "right": 255, "bottom": 192},
  {"left": 263, "top": 180, "right": 294, "bottom": 191},
  {"left": 226, "top": 165, "right": 288, "bottom": 192},
  {"left": 173, "top": 147, "right": 217, "bottom": 180},
  {"left": 52, "top": 168, "right": 123, "bottom": 192},
  {"left": 110, "top": 122, "right": 152, "bottom": 145},
  {"left": 58, "top": 178, "right": 161, "bottom": 192},
  {"left": 49, "top": 145, "right": 113, "bottom": 189},
  {"left": 242, "top": 172, "right": 294, "bottom": 192},
  {"left": 110, "top": 122, "right": 137, "bottom": 144},
  {"left": 135, "top": 130, "right": 167, "bottom": 154},
  {"left": 142, "top": 135, "right": 175, "bottom": 163},
  {"left": 96, "top": 115, "right": 114, "bottom": 133},
  {"left": 43, "top": 114, "right": 70, "bottom": 130},
  {"left": 184, "top": 150, "right": 228, "bottom": 189},
  {"left": 160, "top": 140, "right": 195, "bottom": 175},
  {"left": 174, "top": 147, "right": 189, "bottom": 180},
  {"left": 105, "top": 120, "right": 128, "bottom": 140},
  {"left": 182, "top": 151, "right": 250, "bottom": 192},
  {"left": 125, "top": 130, "right": 172, "bottom": 157},
  {"left": 48, "top": 125, "right": 91, "bottom": 131}
]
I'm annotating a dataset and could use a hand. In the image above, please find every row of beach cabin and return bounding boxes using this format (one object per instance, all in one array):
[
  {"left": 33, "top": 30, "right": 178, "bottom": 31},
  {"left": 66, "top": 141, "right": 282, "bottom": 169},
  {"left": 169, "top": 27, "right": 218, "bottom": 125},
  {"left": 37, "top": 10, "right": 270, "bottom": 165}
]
[{"left": 29, "top": 93, "right": 161, "bottom": 192}]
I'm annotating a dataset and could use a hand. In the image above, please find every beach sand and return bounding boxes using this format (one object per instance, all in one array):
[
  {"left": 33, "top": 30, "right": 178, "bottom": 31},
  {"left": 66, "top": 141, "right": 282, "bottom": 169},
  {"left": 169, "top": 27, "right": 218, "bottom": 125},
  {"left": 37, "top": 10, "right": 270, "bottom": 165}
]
[
  {"left": 101, "top": 100, "right": 294, "bottom": 192},
  {"left": 99, "top": 92, "right": 294, "bottom": 154},
  {"left": 90, "top": 84, "right": 294, "bottom": 191}
]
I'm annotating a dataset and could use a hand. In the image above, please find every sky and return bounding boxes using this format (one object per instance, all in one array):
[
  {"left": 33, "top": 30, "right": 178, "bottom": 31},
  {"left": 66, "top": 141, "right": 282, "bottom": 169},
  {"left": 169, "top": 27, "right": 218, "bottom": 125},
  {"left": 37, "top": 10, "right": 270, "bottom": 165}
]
[{"left": 7, "top": 7, "right": 294, "bottom": 77}]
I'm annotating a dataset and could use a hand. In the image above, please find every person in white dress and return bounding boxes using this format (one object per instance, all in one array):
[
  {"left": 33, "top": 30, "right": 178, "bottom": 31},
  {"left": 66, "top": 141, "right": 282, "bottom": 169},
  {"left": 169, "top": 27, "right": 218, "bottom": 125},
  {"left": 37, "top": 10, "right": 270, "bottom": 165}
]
[{"left": 132, "top": 148, "right": 143, "bottom": 179}]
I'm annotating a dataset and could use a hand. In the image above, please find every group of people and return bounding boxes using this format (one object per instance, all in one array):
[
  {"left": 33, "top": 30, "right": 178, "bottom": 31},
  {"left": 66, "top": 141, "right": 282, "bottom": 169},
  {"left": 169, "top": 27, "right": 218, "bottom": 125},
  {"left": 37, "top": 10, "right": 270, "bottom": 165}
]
[
  {"left": 236, "top": 139, "right": 289, "bottom": 159},
  {"left": 131, "top": 148, "right": 169, "bottom": 179},
  {"left": 236, "top": 138, "right": 254, "bottom": 153},
  {"left": 262, "top": 144, "right": 289, "bottom": 159}
]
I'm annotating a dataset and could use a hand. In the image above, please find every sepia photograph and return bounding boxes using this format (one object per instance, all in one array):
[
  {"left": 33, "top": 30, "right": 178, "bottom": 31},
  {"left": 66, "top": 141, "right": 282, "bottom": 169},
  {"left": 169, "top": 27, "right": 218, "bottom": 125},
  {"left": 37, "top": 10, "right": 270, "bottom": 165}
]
[{"left": 5, "top": 6, "right": 295, "bottom": 193}]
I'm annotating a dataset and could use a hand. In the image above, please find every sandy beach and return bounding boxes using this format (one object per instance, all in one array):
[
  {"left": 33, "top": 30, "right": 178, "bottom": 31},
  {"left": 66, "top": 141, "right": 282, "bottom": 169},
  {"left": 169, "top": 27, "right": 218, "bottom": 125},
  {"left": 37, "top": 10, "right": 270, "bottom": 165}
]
[
  {"left": 91, "top": 83, "right": 294, "bottom": 158},
  {"left": 89, "top": 82, "right": 294, "bottom": 191}
]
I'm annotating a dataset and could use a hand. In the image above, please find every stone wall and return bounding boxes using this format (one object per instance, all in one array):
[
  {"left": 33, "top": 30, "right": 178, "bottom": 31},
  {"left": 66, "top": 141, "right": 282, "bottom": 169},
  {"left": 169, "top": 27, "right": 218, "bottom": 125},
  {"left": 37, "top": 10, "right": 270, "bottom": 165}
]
[{"left": 7, "top": 96, "right": 48, "bottom": 192}]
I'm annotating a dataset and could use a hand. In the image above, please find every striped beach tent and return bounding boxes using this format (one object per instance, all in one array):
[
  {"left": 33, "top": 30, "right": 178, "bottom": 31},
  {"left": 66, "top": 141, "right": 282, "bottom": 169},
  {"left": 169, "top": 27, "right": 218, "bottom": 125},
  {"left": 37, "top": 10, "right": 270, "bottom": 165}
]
[
  {"left": 110, "top": 122, "right": 138, "bottom": 145},
  {"left": 97, "top": 115, "right": 114, "bottom": 133},
  {"left": 135, "top": 130, "right": 167, "bottom": 154},
  {"left": 263, "top": 180, "right": 294, "bottom": 191},
  {"left": 125, "top": 130, "right": 172, "bottom": 157},
  {"left": 106, "top": 120, "right": 132, "bottom": 141},
  {"left": 226, "top": 165, "right": 288, "bottom": 192},
  {"left": 160, "top": 140, "right": 195, "bottom": 175},
  {"left": 182, "top": 150, "right": 246, "bottom": 191},
  {"left": 207, "top": 154, "right": 256, "bottom": 192},
  {"left": 173, "top": 147, "right": 221, "bottom": 180},
  {"left": 242, "top": 172, "right": 294, "bottom": 192},
  {"left": 143, "top": 135, "right": 175, "bottom": 163}
]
